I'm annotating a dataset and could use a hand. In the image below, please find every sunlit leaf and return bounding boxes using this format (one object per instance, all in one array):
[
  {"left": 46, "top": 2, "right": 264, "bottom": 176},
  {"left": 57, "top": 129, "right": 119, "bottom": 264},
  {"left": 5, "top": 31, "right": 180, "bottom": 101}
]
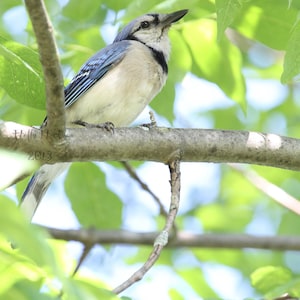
[
  {"left": 196, "top": 202, "right": 252, "bottom": 232},
  {"left": 0, "top": 37, "right": 45, "bottom": 109},
  {"left": 1, "top": 281, "right": 55, "bottom": 300},
  {"left": 70, "top": 277, "right": 119, "bottom": 300},
  {"left": 182, "top": 19, "right": 246, "bottom": 109},
  {"left": 62, "top": 0, "right": 101, "bottom": 21},
  {"left": 215, "top": 0, "right": 243, "bottom": 40},
  {"left": 233, "top": 0, "right": 297, "bottom": 50},
  {"left": 65, "top": 162, "right": 123, "bottom": 229},
  {"left": 0, "top": 196, "right": 57, "bottom": 270},
  {"left": 251, "top": 266, "right": 293, "bottom": 296},
  {"left": 0, "top": 240, "right": 43, "bottom": 295}
]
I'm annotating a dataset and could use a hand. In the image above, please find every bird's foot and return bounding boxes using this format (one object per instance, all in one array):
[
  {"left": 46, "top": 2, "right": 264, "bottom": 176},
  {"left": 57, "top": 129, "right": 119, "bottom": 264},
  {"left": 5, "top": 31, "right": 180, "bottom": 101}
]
[
  {"left": 73, "top": 120, "right": 115, "bottom": 133},
  {"left": 140, "top": 111, "right": 157, "bottom": 129}
]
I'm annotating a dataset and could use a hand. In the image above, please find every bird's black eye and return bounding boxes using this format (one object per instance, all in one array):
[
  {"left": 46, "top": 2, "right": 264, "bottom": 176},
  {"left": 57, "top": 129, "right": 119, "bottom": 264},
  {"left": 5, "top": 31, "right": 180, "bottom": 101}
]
[{"left": 141, "top": 21, "right": 150, "bottom": 29}]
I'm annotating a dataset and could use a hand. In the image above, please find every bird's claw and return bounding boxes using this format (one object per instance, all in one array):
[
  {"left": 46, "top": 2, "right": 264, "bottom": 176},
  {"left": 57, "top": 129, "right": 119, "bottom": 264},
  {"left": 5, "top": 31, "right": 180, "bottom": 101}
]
[
  {"left": 73, "top": 120, "right": 115, "bottom": 133},
  {"left": 140, "top": 111, "right": 157, "bottom": 129},
  {"left": 96, "top": 121, "right": 115, "bottom": 133}
]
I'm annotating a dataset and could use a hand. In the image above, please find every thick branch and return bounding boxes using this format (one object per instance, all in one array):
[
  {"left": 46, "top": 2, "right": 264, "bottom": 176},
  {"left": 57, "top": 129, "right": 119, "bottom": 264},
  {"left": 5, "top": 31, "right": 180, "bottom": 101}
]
[
  {"left": 1, "top": 123, "right": 300, "bottom": 171},
  {"left": 45, "top": 228, "right": 300, "bottom": 251},
  {"left": 24, "top": 0, "right": 65, "bottom": 139}
]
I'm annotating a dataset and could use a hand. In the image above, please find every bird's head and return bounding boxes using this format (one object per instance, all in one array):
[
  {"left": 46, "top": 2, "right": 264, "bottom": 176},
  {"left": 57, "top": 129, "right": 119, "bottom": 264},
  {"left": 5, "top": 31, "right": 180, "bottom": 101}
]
[{"left": 114, "top": 9, "right": 188, "bottom": 61}]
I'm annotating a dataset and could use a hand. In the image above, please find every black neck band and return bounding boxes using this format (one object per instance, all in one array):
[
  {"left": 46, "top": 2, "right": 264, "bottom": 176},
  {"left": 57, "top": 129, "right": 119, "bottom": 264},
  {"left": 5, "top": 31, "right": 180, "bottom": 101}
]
[
  {"left": 128, "top": 36, "right": 168, "bottom": 74},
  {"left": 148, "top": 46, "right": 168, "bottom": 74}
]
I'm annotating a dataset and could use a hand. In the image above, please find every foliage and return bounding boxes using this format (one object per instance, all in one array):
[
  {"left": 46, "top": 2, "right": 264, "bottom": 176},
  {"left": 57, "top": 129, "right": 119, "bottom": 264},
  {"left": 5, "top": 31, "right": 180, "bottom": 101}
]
[
  {"left": 1, "top": 0, "right": 300, "bottom": 298},
  {"left": 0, "top": 196, "right": 120, "bottom": 300}
]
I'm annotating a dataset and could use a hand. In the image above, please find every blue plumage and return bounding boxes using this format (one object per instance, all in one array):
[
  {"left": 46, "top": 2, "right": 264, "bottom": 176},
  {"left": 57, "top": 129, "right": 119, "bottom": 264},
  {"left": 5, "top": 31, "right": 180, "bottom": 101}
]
[{"left": 64, "top": 41, "right": 129, "bottom": 108}]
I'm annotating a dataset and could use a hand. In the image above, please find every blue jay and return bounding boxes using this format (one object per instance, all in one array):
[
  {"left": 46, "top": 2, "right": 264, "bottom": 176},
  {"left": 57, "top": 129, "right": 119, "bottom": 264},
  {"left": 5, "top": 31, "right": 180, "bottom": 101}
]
[{"left": 21, "top": 9, "right": 188, "bottom": 220}]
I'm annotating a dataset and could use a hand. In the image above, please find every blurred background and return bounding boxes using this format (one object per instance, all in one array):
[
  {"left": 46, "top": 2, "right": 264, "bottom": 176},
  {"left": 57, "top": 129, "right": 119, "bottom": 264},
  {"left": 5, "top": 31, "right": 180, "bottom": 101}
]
[{"left": 1, "top": 0, "right": 300, "bottom": 298}]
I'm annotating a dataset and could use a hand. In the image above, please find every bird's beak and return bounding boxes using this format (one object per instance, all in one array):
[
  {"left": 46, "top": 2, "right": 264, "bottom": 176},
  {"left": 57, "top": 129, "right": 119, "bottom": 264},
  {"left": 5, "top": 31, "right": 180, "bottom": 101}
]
[{"left": 161, "top": 9, "right": 188, "bottom": 27}]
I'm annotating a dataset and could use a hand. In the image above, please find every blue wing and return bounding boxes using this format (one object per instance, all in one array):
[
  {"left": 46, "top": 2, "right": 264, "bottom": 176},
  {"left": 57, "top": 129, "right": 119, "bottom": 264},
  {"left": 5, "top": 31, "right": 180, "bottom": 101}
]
[{"left": 64, "top": 40, "right": 130, "bottom": 108}]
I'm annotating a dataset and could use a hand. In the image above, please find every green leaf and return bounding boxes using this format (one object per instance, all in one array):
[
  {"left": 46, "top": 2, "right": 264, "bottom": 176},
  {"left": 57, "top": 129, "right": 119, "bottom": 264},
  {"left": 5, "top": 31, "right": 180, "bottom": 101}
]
[
  {"left": 196, "top": 203, "right": 252, "bottom": 232},
  {"left": 233, "top": 0, "right": 297, "bottom": 50},
  {"left": 70, "top": 277, "right": 120, "bottom": 300},
  {"left": 72, "top": 26, "right": 105, "bottom": 52},
  {"left": 104, "top": 0, "right": 134, "bottom": 12},
  {"left": 0, "top": 0, "right": 22, "bottom": 13},
  {"left": 121, "top": 0, "right": 158, "bottom": 19},
  {"left": 281, "top": 18, "right": 300, "bottom": 83},
  {"left": 0, "top": 196, "right": 57, "bottom": 270},
  {"left": 0, "top": 241, "right": 43, "bottom": 296},
  {"left": 182, "top": 19, "right": 246, "bottom": 108},
  {"left": 168, "top": 288, "right": 185, "bottom": 300},
  {"left": 62, "top": 0, "right": 102, "bottom": 21},
  {"left": 0, "top": 36, "right": 45, "bottom": 109},
  {"left": 215, "top": 0, "right": 243, "bottom": 40},
  {"left": 65, "top": 162, "right": 122, "bottom": 229},
  {"left": 278, "top": 211, "right": 300, "bottom": 235},
  {"left": 1, "top": 280, "right": 56, "bottom": 300},
  {"left": 251, "top": 266, "right": 292, "bottom": 295},
  {"left": 0, "top": 91, "right": 45, "bottom": 126}
]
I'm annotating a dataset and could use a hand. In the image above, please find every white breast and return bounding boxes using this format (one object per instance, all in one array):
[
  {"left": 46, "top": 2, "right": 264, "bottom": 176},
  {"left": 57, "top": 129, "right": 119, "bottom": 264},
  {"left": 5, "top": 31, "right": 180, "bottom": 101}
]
[{"left": 66, "top": 41, "right": 167, "bottom": 127}]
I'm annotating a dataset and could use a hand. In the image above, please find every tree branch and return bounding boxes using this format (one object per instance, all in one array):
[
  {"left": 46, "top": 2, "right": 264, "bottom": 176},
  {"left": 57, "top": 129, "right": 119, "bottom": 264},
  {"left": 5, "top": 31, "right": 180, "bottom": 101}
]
[
  {"left": 229, "top": 163, "right": 300, "bottom": 215},
  {"left": 45, "top": 227, "right": 300, "bottom": 251},
  {"left": 24, "top": 0, "right": 65, "bottom": 140},
  {"left": 2, "top": 123, "right": 300, "bottom": 171},
  {"left": 113, "top": 158, "right": 182, "bottom": 294}
]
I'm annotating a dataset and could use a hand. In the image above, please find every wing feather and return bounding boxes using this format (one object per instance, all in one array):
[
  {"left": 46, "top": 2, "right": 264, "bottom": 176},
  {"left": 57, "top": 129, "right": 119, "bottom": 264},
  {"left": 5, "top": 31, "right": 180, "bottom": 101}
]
[{"left": 64, "top": 41, "right": 130, "bottom": 108}]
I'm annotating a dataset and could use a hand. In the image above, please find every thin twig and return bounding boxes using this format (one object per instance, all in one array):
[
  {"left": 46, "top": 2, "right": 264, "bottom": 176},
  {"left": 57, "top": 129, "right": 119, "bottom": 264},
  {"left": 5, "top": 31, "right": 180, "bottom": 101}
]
[
  {"left": 112, "top": 159, "right": 181, "bottom": 294},
  {"left": 121, "top": 161, "right": 169, "bottom": 218},
  {"left": 229, "top": 164, "right": 300, "bottom": 215},
  {"left": 72, "top": 244, "right": 94, "bottom": 276},
  {"left": 112, "top": 244, "right": 164, "bottom": 294},
  {"left": 24, "top": 0, "right": 65, "bottom": 140},
  {"left": 165, "top": 159, "right": 181, "bottom": 233}
]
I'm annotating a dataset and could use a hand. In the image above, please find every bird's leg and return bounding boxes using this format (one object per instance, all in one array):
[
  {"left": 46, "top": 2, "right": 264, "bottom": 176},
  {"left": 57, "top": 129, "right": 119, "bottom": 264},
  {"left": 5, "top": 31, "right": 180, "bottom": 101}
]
[{"left": 73, "top": 120, "right": 115, "bottom": 133}]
